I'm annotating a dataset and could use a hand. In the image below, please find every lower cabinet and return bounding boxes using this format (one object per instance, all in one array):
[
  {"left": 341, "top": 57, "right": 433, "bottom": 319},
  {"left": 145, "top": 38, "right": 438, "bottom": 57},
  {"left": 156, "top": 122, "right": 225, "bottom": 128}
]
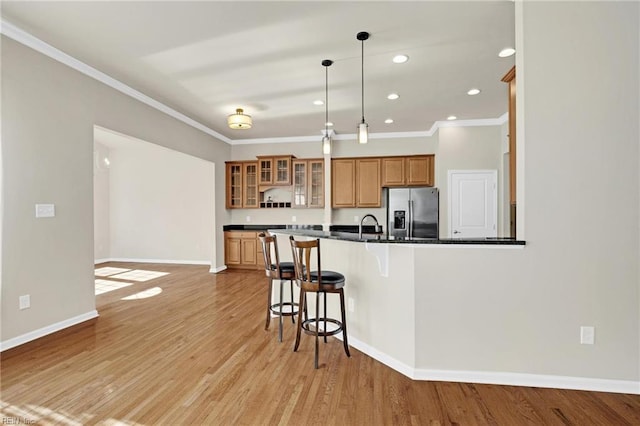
[{"left": 224, "top": 231, "right": 265, "bottom": 270}]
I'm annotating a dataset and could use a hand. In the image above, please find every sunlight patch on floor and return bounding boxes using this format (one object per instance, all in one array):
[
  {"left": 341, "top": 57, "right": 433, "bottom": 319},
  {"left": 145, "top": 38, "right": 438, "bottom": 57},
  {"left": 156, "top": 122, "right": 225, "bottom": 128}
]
[
  {"left": 121, "top": 287, "right": 163, "bottom": 300},
  {"left": 109, "top": 270, "right": 169, "bottom": 282},
  {"left": 94, "top": 279, "right": 133, "bottom": 295},
  {"left": 94, "top": 267, "right": 132, "bottom": 277}
]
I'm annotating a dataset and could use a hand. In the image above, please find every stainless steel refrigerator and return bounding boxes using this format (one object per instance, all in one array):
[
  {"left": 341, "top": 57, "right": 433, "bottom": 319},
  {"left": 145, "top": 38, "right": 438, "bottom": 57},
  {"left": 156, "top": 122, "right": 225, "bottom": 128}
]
[{"left": 386, "top": 187, "right": 439, "bottom": 239}]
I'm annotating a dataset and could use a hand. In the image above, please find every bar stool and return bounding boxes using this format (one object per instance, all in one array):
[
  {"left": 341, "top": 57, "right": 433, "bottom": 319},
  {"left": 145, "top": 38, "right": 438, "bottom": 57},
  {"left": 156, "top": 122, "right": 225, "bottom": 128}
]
[
  {"left": 258, "top": 233, "right": 299, "bottom": 342},
  {"left": 289, "top": 236, "right": 350, "bottom": 369}
]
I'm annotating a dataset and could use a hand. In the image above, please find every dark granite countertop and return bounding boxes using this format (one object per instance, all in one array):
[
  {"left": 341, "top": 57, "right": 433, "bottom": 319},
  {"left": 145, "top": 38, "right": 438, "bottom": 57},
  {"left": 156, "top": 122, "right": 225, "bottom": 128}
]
[
  {"left": 269, "top": 228, "right": 526, "bottom": 246},
  {"left": 223, "top": 224, "right": 322, "bottom": 231}
]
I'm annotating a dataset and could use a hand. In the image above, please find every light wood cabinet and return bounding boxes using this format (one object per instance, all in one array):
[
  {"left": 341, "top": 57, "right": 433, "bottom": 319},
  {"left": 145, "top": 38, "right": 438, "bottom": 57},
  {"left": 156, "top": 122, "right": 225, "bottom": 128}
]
[
  {"left": 381, "top": 155, "right": 434, "bottom": 187},
  {"left": 292, "top": 159, "right": 324, "bottom": 208},
  {"left": 257, "top": 155, "right": 293, "bottom": 186},
  {"left": 226, "top": 161, "right": 260, "bottom": 209},
  {"left": 224, "top": 231, "right": 263, "bottom": 270},
  {"left": 356, "top": 158, "right": 381, "bottom": 207},
  {"left": 502, "top": 66, "right": 516, "bottom": 237},
  {"left": 331, "top": 158, "right": 381, "bottom": 208},
  {"left": 332, "top": 159, "right": 356, "bottom": 208},
  {"left": 242, "top": 162, "right": 258, "bottom": 208},
  {"left": 225, "top": 162, "right": 243, "bottom": 209}
]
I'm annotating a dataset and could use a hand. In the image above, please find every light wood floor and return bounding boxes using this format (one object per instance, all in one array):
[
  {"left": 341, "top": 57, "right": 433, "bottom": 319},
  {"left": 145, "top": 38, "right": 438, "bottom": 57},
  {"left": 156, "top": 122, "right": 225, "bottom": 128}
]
[{"left": 1, "top": 262, "right": 639, "bottom": 425}]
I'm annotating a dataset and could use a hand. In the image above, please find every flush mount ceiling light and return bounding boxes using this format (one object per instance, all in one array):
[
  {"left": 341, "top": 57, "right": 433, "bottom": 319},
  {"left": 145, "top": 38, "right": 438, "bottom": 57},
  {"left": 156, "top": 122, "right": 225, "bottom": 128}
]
[
  {"left": 447, "top": 115, "right": 457, "bottom": 120},
  {"left": 357, "top": 31, "right": 370, "bottom": 144},
  {"left": 227, "top": 108, "right": 252, "bottom": 129},
  {"left": 387, "top": 93, "right": 400, "bottom": 100},
  {"left": 392, "top": 54, "right": 409, "bottom": 64},
  {"left": 322, "top": 59, "right": 333, "bottom": 155},
  {"left": 313, "top": 100, "right": 324, "bottom": 106},
  {"left": 498, "top": 47, "right": 516, "bottom": 58},
  {"left": 467, "top": 88, "right": 481, "bottom": 96},
  {"left": 385, "top": 118, "right": 394, "bottom": 124}
]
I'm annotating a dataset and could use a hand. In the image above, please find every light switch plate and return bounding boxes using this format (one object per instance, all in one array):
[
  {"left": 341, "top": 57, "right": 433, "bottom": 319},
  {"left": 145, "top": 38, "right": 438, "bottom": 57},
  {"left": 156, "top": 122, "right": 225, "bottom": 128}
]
[
  {"left": 35, "top": 204, "right": 55, "bottom": 218},
  {"left": 580, "top": 326, "right": 595, "bottom": 344},
  {"left": 19, "top": 295, "right": 30, "bottom": 310}
]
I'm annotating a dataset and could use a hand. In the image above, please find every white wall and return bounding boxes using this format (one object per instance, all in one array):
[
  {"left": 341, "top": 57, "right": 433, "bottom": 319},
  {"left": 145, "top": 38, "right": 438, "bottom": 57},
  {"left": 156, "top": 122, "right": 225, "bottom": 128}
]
[
  {"left": 93, "top": 132, "right": 216, "bottom": 264},
  {"left": 93, "top": 142, "right": 111, "bottom": 261}
]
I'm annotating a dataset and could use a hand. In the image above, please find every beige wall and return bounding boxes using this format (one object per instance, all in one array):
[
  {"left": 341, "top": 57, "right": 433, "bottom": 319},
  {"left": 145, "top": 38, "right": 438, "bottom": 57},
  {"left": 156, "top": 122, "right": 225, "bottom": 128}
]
[
  {"left": 1, "top": 36, "right": 229, "bottom": 344},
  {"left": 93, "top": 142, "right": 111, "bottom": 261}
]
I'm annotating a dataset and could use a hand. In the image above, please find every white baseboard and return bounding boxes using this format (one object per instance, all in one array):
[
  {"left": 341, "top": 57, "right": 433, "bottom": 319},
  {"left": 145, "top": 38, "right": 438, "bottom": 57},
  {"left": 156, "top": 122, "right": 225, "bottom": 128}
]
[
  {"left": 95, "top": 258, "right": 211, "bottom": 266},
  {"left": 210, "top": 265, "right": 227, "bottom": 273},
  {"left": 0, "top": 310, "right": 99, "bottom": 352},
  {"left": 347, "top": 335, "right": 639, "bottom": 395}
]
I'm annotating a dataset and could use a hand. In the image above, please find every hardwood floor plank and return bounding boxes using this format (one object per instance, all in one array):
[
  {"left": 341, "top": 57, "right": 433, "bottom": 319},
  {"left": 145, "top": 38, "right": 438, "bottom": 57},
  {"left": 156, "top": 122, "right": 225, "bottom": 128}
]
[{"left": 1, "top": 262, "right": 639, "bottom": 425}]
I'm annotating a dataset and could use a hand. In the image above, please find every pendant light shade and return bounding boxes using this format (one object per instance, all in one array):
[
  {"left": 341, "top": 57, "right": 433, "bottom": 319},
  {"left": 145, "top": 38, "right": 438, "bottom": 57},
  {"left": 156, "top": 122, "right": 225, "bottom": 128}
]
[
  {"left": 322, "top": 59, "right": 333, "bottom": 155},
  {"left": 227, "top": 108, "right": 252, "bottom": 129},
  {"left": 356, "top": 31, "right": 370, "bottom": 144}
]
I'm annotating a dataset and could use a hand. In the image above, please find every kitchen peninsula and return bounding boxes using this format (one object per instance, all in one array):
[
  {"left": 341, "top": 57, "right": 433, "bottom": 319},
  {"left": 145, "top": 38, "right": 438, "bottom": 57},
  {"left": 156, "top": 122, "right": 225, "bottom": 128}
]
[{"left": 269, "top": 227, "right": 525, "bottom": 381}]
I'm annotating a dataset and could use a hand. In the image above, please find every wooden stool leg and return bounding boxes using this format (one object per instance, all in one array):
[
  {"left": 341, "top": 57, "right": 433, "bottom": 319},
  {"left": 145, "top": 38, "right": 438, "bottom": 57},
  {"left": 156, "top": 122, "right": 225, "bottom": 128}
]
[
  {"left": 278, "top": 279, "right": 284, "bottom": 342},
  {"left": 265, "top": 278, "right": 273, "bottom": 331},
  {"left": 339, "top": 289, "right": 351, "bottom": 357},
  {"left": 294, "top": 289, "right": 305, "bottom": 352},
  {"left": 289, "top": 279, "right": 295, "bottom": 324},
  {"left": 315, "top": 291, "right": 320, "bottom": 369},
  {"left": 323, "top": 292, "right": 328, "bottom": 343}
]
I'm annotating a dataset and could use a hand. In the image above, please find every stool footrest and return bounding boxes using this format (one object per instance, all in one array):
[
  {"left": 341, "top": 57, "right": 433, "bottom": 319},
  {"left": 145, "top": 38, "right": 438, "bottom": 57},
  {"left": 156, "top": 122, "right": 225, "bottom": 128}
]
[
  {"left": 269, "top": 302, "right": 299, "bottom": 317},
  {"left": 301, "top": 317, "right": 344, "bottom": 337}
]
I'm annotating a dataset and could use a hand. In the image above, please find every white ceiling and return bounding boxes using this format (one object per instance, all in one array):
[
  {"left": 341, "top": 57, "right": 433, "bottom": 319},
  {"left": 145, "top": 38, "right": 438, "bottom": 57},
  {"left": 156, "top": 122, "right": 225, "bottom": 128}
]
[{"left": 1, "top": 1, "right": 515, "bottom": 142}]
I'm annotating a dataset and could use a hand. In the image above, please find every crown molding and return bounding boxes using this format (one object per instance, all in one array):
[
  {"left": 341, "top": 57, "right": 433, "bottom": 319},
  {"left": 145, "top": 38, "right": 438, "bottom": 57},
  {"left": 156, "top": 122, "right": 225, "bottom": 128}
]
[
  {"left": 2, "top": 19, "right": 508, "bottom": 147},
  {"left": 0, "top": 19, "right": 232, "bottom": 144}
]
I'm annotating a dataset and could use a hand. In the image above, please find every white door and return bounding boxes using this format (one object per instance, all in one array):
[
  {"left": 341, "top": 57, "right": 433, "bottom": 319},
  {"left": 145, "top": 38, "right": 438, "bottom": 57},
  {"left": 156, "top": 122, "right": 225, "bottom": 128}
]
[{"left": 448, "top": 170, "right": 497, "bottom": 238}]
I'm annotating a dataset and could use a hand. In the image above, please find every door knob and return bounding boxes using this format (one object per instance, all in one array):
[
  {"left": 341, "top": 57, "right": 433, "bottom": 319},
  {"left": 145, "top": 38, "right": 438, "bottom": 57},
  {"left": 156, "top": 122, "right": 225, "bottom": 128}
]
[{"left": 453, "top": 230, "right": 460, "bottom": 234}]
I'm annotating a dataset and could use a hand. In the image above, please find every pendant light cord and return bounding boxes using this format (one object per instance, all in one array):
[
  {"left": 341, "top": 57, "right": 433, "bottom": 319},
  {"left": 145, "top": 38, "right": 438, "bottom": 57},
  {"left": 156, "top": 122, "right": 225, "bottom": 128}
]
[
  {"left": 325, "top": 64, "right": 329, "bottom": 135},
  {"left": 361, "top": 38, "right": 365, "bottom": 123}
]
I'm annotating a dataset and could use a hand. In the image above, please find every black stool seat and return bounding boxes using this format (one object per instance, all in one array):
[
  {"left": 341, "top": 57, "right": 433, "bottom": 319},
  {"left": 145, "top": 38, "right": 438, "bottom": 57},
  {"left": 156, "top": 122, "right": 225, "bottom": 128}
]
[
  {"left": 270, "top": 261, "right": 295, "bottom": 275},
  {"left": 310, "top": 270, "right": 345, "bottom": 289}
]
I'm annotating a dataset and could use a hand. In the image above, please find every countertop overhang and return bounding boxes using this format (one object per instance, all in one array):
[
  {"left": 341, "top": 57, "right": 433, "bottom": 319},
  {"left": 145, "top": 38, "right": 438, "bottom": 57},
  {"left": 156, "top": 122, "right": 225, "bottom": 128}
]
[{"left": 270, "top": 228, "right": 526, "bottom": 246}]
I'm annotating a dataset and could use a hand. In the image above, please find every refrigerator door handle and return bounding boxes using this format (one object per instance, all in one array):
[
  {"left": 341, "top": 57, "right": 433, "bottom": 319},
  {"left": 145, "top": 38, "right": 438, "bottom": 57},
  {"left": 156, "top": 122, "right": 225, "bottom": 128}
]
[{"left": 408, "top": 199, "right": 414, "bottom": 238}]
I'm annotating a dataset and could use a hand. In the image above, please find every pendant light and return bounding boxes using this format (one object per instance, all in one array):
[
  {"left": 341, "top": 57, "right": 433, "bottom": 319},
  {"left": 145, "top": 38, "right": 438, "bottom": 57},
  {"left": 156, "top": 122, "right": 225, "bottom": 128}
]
[
  {"left": 322, "top": 59, "right": 333, "bottom": 155},
  {"left": 356, "top": 31, "right": 370, "bottom": 144}
]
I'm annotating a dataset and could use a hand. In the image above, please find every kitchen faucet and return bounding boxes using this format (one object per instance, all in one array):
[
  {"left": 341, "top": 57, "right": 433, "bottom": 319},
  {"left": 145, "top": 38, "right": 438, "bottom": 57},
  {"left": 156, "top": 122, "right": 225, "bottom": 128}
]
[{"left": 359, "top": 214, "right": 380, "bottom": 239}]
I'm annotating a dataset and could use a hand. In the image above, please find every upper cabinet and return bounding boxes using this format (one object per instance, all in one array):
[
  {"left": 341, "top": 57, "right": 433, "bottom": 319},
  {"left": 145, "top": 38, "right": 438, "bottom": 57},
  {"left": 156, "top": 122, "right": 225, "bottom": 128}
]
[
  {"left": 331, "top": 159, "right": 356, "bottom": 208},
  {"left": 292, "top": 159, "right": 324, "bottom": 208},
  {"left": 226, "top": 161, "right": 259, "bottom": 209},
  {"left": 331, "top": 158, "right": 382, "bottom": 208},
  {"left": 258, "top": 155, "right": 294, "bottom": 186},
  {"left": 242, "top": 162, "right": 259, "bottom": 208},
  {"left": 225, "top": 162, "right": 243, "bottom": 209},
  {"left": 382, "top": 155, "right": 434, "bottom": 187},
  {"left": 356, "top": 158, "right": 381, "bottom": 207}
]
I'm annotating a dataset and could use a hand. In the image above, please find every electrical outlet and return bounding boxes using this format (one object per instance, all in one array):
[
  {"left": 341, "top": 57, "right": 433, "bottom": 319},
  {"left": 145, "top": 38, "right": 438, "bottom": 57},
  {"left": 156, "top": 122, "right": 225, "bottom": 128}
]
[
  {"left": 19, "top": 295, "right": 30, "bottom": 310},
  {"left": 580, "top": 326, "right": 595, "bottom": 344},
  {"left": 292, "top": 216, "right": 297, "bottom": 222},
  {"left": 245, "top": 216, "right": 251, "bottom": 222},
  {"left": 354, "top": 216, "right": 359, "bottom": 223},
  {"left": 348, "top": 297, "right": 355, "bottom": 312}
]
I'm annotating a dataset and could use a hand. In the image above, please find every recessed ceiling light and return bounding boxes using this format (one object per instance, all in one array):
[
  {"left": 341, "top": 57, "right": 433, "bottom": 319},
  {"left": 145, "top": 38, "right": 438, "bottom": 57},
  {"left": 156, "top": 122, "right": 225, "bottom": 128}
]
[
  {"left": 498, "top": 47, "right": 516, "bottom": 58},
  {"left": 392, "top": 54, "right": 409, "bottom": 64},
  {"left": 326, "top": 121, "right": 334, "bottom": 127},
  {"left": 385, "top": 118, "right": 394, "bottom": 124},
  {"left": 313, "top": 100, "right": 324, "bottom": 106},
  {"left": 447, "top": 115, "right": 457, "bottom": 121},
  {"left": 387, "top": 93, "right": 400, "bottom": 100},
  {"left": 467, "top": 88, "right": 481, "bottom": 96}
]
